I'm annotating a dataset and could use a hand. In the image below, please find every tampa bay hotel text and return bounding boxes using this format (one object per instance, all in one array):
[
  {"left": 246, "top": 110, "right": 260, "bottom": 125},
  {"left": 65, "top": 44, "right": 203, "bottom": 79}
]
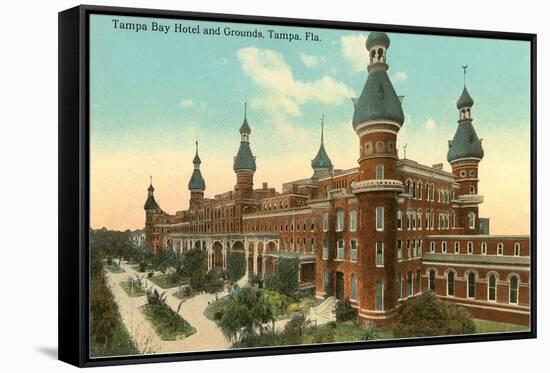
[{"left": 142, "top": 32, "right": 530, "bottom": 326}]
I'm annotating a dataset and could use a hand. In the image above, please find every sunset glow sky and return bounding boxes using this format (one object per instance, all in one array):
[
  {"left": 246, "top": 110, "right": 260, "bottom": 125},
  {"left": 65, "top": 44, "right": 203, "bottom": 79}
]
[{"left": 90, "top": 15, "right": 531, "bottom": 235}]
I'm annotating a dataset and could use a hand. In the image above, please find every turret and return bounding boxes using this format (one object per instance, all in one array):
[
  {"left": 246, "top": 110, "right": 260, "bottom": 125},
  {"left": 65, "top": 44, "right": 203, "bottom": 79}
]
[
  {"left": 188, "top": 141, "right": 206, "bottom": 209},
  {"left": 447, "top": 66, "right": 484, "bottom": 233},
  {"left": 311, "top": 115, "right": 333, "bottom": 179},
  {"left": 348, "top": 32, "right": 405, "bottom": 323},
  {"left": 144, "top": 176, "right": 162, "bottom": 253},
  {"left": 234, "top": 103, "right": 256, "bottom": 201}
]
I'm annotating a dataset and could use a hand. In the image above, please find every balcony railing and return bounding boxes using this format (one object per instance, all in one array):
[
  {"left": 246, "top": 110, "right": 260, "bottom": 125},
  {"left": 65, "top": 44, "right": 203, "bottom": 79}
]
[
  {"left": 351, "top": 179, "right": 404, "bottom": 194},
  {"left": 456, "top": 194, "right": 484, "bottom": 203}
]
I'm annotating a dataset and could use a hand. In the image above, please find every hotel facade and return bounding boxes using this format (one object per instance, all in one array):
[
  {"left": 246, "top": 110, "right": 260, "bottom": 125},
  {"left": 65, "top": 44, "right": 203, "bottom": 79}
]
[{"left": 143, "top": 32, "right": 530, "bottom": 326}]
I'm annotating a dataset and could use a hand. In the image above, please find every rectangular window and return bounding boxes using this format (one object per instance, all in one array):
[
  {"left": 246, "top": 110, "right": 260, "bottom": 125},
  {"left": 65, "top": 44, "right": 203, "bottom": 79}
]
[
  {"left": 375, "top": 281, "right": 384, "bottom": 311},
  {"left": 349, "top": 210, "right": 358, "bottom": 232},
  {"left": 397, "top": 210, "right": 403, "bottom": 230},
  {"left": 407, "top": 272, "right": 413, "bottom": 297},
  {"left": 322, "top": 212, "right": 329, "bottom": 232},
  {"left": 397, "top": 274, "right": 403, "bottom": 299},
  {"left": 337, "top": 240, "right": 345, "bottom": 260},
  {"left": 351, "top": 276, "right": 357, "bottom": 300},
  {"left": 375, "top": 206, "right": 384, "bottom": 231},
  {"left": 416, "top": 270, "right": 421, "bottom": 293},
  {"left": 413, "top": 240, "right": 417, "bottom": 258},
  {"left": 375, "top": 241, "right": 384, "bottom": 267},
  {"left": 350, "top": 240, "right": 358, "bottom": 261},
  {"left": 429, "top": 270, "right": 436, "bottom": 291},
  {"left": 397, "top": 240, "right": 403, "bottom": 261},
  {"left": 376, "top": 163, "right": 384, "bottom": 179},
  {"left": 323, "top": 271, "right": 329, "bottom": 293},
  {"left": 322, "top": 239, "right": 329, "bottom": 259}
]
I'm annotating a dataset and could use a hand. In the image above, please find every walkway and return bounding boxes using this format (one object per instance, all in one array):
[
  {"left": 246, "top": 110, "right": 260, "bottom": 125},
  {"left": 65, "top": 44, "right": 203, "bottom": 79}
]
[{"left": 106, "top": 262, "right": 231, "bottom": 354}]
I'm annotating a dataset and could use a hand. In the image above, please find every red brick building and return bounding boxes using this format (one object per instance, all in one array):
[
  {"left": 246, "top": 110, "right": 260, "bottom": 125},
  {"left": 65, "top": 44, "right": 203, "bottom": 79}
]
[{"left": 144, "top": 32, "right": 530, "bottom": 326}]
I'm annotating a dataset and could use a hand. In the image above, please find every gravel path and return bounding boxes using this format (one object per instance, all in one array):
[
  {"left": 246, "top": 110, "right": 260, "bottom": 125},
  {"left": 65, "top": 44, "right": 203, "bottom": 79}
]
[{"left": 106, "top": 262, "right": 231, "bottom": 354}]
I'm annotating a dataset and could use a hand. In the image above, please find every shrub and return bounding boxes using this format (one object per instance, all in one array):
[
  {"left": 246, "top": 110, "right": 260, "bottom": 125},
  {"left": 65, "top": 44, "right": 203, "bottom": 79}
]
[
  {"left": 393, "top": 291, "right": 476, "bottom": 338},
  {"left": 359, "top": 322, "right": 379, "bottom": 341},
  {"left": 281, "top": 313, "right": 310, "bottom": 344},
  {"left": 335, "top": 300, "right": 358, "bottom": 322},
  {"left": 249, "top": 273, "right": 264, "bottom": 288},
  {"left": 147, "top": 272, "right": 153, "bottom": 278},
  {"left": 311, "top": 325, "right": 335, "bottom": 343},
  {"left": 226, "top": 252, "right": 246, "bottom": 283},
  {"left": 138, "top": 261, "right": 147, "bottom": 273}
]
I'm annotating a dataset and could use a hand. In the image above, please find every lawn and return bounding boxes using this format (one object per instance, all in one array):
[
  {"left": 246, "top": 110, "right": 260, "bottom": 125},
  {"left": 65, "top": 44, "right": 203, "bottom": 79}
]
[
  {"left": 119, "top": 281, "right": 146, "bottom": 297},
  {"left": 473, "top": 319, "right": 528, "bottom": 334},
  {"left": 148, "top": 274, "right": 189, "bottom": 289},
  {"left": 141, "top": 304, "right": 196, "bottom": 341},
  {"left": 105, "top": 264, "right": 124, "bottom": 273},
  {"left": 90, "top": 315, "right": 139, "bottom": 357},
  {"left": 260, "top": 289, "right": 322, "bottom": 319}
]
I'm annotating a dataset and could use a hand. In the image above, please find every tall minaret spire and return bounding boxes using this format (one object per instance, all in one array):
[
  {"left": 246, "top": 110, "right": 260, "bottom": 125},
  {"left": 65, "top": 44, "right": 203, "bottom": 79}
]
[
  {"left": 462, "top": 65, "right": 468, "bottom": 87},
  {"left": 320, "top": 114, "right": 325, "bottom": 144},
  {"left": 311, "top": 114, "right": 333, "bottom": 178}
]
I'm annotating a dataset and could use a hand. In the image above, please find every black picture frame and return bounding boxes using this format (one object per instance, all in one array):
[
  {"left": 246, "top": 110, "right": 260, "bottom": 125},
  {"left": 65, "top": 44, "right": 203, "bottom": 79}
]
[{"left": 58, "top": 4, "right": 537, "bottom": 368}]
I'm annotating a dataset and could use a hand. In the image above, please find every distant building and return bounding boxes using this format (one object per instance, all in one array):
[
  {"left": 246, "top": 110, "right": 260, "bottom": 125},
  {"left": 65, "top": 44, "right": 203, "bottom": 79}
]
[
  {"left": 144, "top": 32, "right": 530, "bottom": 326},
  {"left": 130, "top": 229, "right": 146, "bottom": 249},
  {"left": 479, "top": 218, "right": 490, "bottom": 234}
]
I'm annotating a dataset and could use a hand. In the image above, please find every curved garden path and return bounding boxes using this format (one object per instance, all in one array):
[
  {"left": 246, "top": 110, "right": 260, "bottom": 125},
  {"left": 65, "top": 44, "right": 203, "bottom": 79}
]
[{"left": 106, "top": 262, "right": 231, "bottom": 354}]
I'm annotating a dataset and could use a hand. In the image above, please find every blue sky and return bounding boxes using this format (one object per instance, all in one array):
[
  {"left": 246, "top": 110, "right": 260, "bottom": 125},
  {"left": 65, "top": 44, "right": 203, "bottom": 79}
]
[{"left": 89, "top": 14, "right": 531, "bottom": 234}]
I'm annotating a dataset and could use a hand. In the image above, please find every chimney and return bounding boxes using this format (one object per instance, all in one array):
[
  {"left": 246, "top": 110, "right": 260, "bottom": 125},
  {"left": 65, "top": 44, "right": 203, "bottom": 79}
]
[
  {"left": 262, "top": 182, "right": 268, "bottom": 190},
  {"left": 432, "top": 163, "right": 443, "bottom": 170}
]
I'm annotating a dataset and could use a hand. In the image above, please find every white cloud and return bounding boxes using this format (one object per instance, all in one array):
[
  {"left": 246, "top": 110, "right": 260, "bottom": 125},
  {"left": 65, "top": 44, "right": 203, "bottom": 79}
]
[
  {"left": 425, "top": 117, "right": 437, "bottom": 130},
  {"left": 300, "top": 53, "right": 320, "bottom": 68},
  {"left": 393, "top": 71, "right": 408, "bottom": 82},
  {"left": 340, "top": 34, "right": 369, "bottom": 73},
  {"left": 179, "top": 98, "right": 195, "bottom": 108},
  {"left": 236, "top": 47, "right": 355, "bottom": 140}
]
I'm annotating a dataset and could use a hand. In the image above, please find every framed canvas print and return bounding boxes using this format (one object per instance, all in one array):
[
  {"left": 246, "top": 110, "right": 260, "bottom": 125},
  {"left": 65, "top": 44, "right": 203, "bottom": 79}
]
[{"left": 58, "top": 4, "right": 537, "bottom": 367}]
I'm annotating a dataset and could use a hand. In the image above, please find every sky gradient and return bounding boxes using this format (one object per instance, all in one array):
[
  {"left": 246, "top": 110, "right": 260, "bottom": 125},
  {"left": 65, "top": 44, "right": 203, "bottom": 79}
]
[{"left": 90, "top": 15, "right": 531, "bottom": 235}]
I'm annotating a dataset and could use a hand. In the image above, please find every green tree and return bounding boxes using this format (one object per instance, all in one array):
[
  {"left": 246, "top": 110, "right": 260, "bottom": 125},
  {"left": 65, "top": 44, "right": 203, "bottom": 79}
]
[
  {"left": 266, "top": 257, "right": 299, "bottom": 296},
  {"left": 226, "top": 252, "right": 246, "bottom": 283},
  {"left": 393, "top": 291, "right": 476, "bottom": 338},
  {"left": 218, "top": 288, "right": 274, "bottom": 346}
]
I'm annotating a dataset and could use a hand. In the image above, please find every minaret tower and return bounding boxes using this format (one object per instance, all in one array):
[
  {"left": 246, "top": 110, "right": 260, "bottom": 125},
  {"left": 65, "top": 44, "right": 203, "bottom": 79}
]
[
  {"left": 311, "top": 115, "right": 334, "bottom": 179},
  {"left": 351, "top": 32, "right": 405, "bottom": 323},
  {"left": 447, "top": 66, "right": 484, "bottom": 233},
  {"left": 144, "top": 176, "right": 162, "bottom": 253},
  {"left": 233, "top": 103, "right": 256, "bottom": 201},
  {"left": 188, "top": 141, "right": 206, "bottom": 210}
]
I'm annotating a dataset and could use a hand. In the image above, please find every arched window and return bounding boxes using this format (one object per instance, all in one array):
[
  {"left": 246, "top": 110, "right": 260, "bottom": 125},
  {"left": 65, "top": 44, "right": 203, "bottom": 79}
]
[
  {"left": 509, "top": 275, "right": 519, "bottom": 304},
  {"left": 397, "top": 273, "right": 403, "bottom": 299},
  {"left": 467, "top": 242, "right": 473, "bottom": 254},
  {"left": 470, "top": 185, "right": 476, "bottom": 194},
  {"left": 349, "top": 210, "right": 358, "bottom": 232},
  {"left": 417, "top": 210, "right": 423, "bottom": 230},
  {"left": 497, "top": 242, "right": 504, "bottom": 256},
  {"left": 467, "top": 272, "right": 476, "bottom": 298},
  {"left": 468, "top": 212, "right": 476, "bottom": 229},
  {"left": 418, "top": 182, "right": 423, "bottom": 200},
  {"left": 429, "top": 269, "right": 436, "bottom": 292},
  {"left": 447, "top": 271, "right": 455, "bottom": 296},
  {"left": 350, "top": 240, "right": 358, "bottom": 261},
  {"left": 488, "top": 274, "right": 497, "bottom": 301},
  {"left": 351, "top": 275, "right": 357, "bottom": 300},
  {"left": 376, "top": 163, "right": 384, "bottom": 179},
  {"left": 416, "top": 270, "right": 421, "bottom": 293},
  {"left": 336, "top": 210, "right": 345, "bottom": 232},
  {"left": 514, "top": 242, "right": 521, "bottom": 256},
  {"left": 375, "top": 281, "right": 384, "bottom": 311},
  {"left": 481, "top": 242, "right": 487, "bottom": 255},
  {"left": 407, "top": 209, "right": 412, "bottom": 230},
  {"left": 442, "top": 241, "right": 447, "bottom": 253},
  {"left": 430, "top": 241, "right": 436, "bottom": 253},
  {"left": 337, "top": 239, "right": 345, "bottom": 259},
  {"left": 322, "top": 239, "right": 329, "bottom": 259},
  {"left": 397, "top": 240, "right": 403, "bottom": 261},
  {"left": 454, "top": 241, "right": 460, "bottom": 254}
]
